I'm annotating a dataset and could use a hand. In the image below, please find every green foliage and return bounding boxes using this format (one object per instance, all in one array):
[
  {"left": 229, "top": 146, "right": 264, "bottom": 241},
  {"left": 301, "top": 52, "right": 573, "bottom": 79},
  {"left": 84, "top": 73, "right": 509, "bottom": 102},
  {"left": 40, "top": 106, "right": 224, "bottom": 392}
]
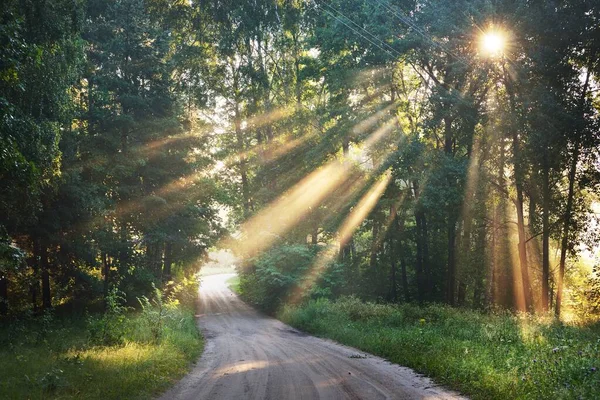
[
  {"left": 137, "top": 284, "right": 167, "bottom": 344},
  {"left": 0, "top": 0, "right": 224, "bottom": 315},
  {"left": 87, "top": 288, "right": 129, "bottom": 346},
  {"left": 237, "top": 244, "right": 345, "bottom": 313},
  {"left": 280, "top": 297, "right": 600, "bottom": 400},
  {"left": 168, "top": 275, "right": 201, "bottom": 309}
]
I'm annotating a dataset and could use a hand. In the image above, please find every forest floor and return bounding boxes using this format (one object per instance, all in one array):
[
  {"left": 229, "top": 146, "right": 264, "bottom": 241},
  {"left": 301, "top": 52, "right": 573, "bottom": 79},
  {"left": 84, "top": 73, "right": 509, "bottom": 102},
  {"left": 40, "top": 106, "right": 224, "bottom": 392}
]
[
  {"left": 0, "top": 304, "right": 202, "bottom": 399},
  {"left": 278, "top": 297, "right": 600, "bottom": 400},
  {"left": 161, "top": 273, "right": 464, "bottom": 400}
]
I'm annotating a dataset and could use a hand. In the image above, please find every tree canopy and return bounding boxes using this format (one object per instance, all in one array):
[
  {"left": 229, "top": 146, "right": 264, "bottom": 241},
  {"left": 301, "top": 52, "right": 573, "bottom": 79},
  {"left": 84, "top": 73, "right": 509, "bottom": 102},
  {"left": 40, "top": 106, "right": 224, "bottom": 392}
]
[{"left": 1, "top": 0, "right": 600, "bottom": 319}]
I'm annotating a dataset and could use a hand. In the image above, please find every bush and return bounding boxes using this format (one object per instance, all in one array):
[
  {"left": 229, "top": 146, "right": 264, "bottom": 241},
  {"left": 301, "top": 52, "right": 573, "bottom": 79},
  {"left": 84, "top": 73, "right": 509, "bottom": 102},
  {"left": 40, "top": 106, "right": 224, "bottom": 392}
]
[
  {"left": 167, "top": 274, "right": 200, "bottom": 309},
  {"left": 237, "top": 244, "right": 346, "bottom": 313},
  {"left": 238, "top": 244, "right": 316, "bottom": 313}
]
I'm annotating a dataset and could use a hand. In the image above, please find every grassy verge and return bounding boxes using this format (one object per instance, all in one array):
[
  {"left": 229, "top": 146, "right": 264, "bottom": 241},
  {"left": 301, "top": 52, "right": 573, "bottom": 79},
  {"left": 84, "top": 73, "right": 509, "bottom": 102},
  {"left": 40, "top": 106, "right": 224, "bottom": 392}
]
[
  {"left": 278, "top": 297, "right": 600, "bottom": 400},
  {"left": 0, "top": 304, "right": 203, "bottom": 399},
  {"left": 226, "top": 275, "right": 240, "bottom": 294},
  {"left": 200, "top": 264, "right": 236, "bottom": 277}
]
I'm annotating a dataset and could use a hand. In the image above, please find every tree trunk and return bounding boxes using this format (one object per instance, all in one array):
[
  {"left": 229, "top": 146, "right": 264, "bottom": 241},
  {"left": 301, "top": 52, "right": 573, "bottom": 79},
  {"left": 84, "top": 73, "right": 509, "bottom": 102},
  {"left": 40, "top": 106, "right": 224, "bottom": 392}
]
[
  {"left": 512, "top": 129, "right": 533, "bottom": 312},
  {"left": 422, "top": 211, "right": 430, "bottom": 295},
  {"left": 0, "top": 274, "right": 7, "bottom": 315},
  {"left": 102, "top": 251, "right": 109, "bottom": 300},
  {"left": 504, "top": 63, "right": 533, "bottom": 312},
  {"left": 234, "top": 101, "right": 251, "bottom": 218},
  {"left": 556, "top": 66, "right": 591, "bottom": 318},
  {"left": 515, "top": 193, "right": 533, "bottom": 312},
  {"left": 446, "top": 217, "right": 457, "bottom": 305},
  {"left": 489, "top": 206, "right": 496, "bottom": 307},
  {"left": 119, "top": 221, "right": 128, "bottom": 271},
  {"left": 414, "top": 208, "right": 425, "bottom": 303},
  {"left": 390, "top": 258, "right": 398, "bottom": 302},
  {"left": 401, "top": 257, "right": 410, "bottom": 303},
  {"left": 30, "top": 238, "right": 39, "bottom": 312},
  {"left": 163, "top": 242, "right": 173, "bottom": 283},
  {"left": 394, "top": 204, "right": 410, "bottom": 303},
  {"left": 473, "top": 281, "right": 482, "bottom": 309},
  {"left": 458, "top": 218, "right": 473, "bottom": 307},
  {"left": 293, "top": 31, "right": 302, "bottom": 110},
  {"left": 541, "top": 156, "right": 550, "bottom": 312},
  {"left": 40, "top": 241, "right": 51, "bottom": 309},
  {"left": 369, "top": 219, "right": 381, "bottom": 273},
  {"left": 444, "top": 116, "right": 457, "bottom": 306},
  {"left": 457, "top": 281, "right": 466, "bottom": 306}
]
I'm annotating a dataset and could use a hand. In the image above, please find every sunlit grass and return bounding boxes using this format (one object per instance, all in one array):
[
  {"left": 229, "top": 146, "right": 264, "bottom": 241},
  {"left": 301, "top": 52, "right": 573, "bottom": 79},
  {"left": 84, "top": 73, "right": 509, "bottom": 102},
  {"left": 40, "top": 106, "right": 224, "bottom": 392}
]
[
  {"left": 226, "top": 275, "right": 240, "bottom": 293},
  {"left": 0, "top": 308, "right": 203, "bottom": 400},
  {"left": 279, "top": 297, "right": 600, "bottom": 400},
  {"left": 200, "top": 263, "right": 236, "bottom": 277}
]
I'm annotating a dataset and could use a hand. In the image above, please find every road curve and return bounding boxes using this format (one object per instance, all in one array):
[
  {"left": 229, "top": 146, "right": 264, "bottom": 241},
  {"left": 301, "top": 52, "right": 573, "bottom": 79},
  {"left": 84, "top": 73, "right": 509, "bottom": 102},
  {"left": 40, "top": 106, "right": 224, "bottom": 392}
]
[{"left": 160, "top": 274, "right": 466, "bottom": 400}]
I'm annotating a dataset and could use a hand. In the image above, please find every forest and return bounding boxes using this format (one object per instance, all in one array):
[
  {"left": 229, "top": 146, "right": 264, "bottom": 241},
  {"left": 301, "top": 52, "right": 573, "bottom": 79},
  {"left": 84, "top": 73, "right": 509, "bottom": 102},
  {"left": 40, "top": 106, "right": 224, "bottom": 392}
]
[{"left": 1, "top": 0, "right": 600, "bottom": 399}]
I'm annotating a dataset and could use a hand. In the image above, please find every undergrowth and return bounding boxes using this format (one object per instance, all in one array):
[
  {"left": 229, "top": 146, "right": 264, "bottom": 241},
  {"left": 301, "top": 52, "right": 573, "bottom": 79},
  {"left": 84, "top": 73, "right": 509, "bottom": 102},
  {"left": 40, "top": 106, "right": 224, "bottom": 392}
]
[{"left": 0, "top": 278, "right": 203, "bottom": 400}]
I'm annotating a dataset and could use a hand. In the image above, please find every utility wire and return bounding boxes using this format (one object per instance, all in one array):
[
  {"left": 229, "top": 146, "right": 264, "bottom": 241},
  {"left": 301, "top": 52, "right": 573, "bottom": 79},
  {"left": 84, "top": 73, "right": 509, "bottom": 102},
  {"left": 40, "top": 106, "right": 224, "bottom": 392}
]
[
  {"left": 316, "top": 1, "right": 404, "bottom": 59},
  {"left": 311, "top": 0, "right": 399, "bottom": 60},
  {"left": 373, "top": 0, "right": 473, "bottom": 67},
  {"left": 317, "top": 0, "right": 474, "bottom": 69}
]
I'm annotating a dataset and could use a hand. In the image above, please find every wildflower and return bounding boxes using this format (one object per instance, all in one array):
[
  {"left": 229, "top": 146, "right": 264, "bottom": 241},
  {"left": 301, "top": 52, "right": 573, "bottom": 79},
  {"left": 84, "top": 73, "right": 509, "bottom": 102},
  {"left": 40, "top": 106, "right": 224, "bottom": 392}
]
[
  {"left": 591, "top": 367, "right": 597, "bottom": 372},
  {"left": 552, "top": 347, "right": 559, "bottom": 353},
  {"left": 419, "top": 318, "right": 426, "bottom": 324}
]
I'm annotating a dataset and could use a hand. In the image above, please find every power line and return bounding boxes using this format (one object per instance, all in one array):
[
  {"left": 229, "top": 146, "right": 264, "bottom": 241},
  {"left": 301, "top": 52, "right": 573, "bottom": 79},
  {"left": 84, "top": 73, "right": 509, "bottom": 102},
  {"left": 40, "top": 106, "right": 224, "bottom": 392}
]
[
  {"left": 315, "top": 0, "right": 474, "bottom": 69},
  {"left": 372, "top": 0, "right": 473, "bottom": 67},
  {"left": 311, "top": 0, "right": 399, "bottom": 60},
  {"left": 316, "top": 1, "right": 403, "bottom": 59}
]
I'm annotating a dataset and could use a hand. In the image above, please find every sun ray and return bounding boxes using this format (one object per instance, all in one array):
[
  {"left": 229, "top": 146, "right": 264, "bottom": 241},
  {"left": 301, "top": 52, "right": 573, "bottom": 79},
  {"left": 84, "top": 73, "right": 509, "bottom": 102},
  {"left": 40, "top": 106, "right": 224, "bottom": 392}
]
[
  {"left": 225, "top": 161, "right": 354, "bottom": 258},
  {"left": 224, "top": 116, "right": 400, "bottom": 258},
  {"left": 287, "top": 171, "right": 393, "bottom": 304},
  {"left": 351, "top": 103, "right": 396, "bottom": 136},
  {"left": 505, "top": 204, "right": 527, "bottom": 312},
  {"left": 243, "top": 106, "right": 295, "bottom": 130},
  {"left": 223, "top": 129, "right": 316, "bottom": 168}
]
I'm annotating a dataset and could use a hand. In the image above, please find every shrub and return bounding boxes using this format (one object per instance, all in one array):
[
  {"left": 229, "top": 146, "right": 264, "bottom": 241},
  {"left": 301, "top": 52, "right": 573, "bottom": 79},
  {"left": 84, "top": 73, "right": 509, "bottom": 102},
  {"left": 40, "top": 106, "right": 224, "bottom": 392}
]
[
  {"left": 167, "top": 274, "right": 200, "bottom": 309},
  {"left": 87, "top": 288, "right": 128, "bottom": 346},
  {"left": 237, "top": 244, "right": 346, "bottom": 313},
  {"left": 137, "top": 284, "right": 167, "bottom": 343}
]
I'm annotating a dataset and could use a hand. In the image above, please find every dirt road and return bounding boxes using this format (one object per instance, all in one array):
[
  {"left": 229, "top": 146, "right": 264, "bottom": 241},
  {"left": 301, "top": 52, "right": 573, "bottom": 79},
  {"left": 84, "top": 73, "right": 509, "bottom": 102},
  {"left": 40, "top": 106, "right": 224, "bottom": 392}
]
[{"left": 160, "top": 274, "right": 466, "bottom": 400}]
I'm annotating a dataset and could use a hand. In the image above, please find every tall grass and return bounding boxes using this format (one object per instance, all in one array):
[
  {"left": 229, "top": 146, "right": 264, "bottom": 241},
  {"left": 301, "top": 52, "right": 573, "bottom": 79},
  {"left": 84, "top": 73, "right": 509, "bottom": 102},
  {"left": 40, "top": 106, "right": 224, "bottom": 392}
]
[
  {"left": 279, "top": 297, "right": 600, "bottom": 400},
  {"left": 0, "top": 301, "right": 202, "bottom": 399}
]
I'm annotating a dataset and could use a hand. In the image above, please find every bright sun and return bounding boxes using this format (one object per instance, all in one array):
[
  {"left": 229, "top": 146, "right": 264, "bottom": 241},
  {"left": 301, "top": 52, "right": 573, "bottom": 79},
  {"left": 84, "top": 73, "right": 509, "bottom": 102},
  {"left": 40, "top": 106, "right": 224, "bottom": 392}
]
[{"left": 480, "top": 31, "right": 505, "bottom": 56}]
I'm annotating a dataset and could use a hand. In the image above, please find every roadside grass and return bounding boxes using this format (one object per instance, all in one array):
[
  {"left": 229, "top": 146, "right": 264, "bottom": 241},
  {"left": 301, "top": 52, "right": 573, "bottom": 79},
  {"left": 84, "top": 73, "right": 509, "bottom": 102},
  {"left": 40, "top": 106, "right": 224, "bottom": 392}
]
[
  {"left": 0, "top": 305, "right": 203, "bottom": 400},
  {"left": 226, "top": 275, "right": 240, "bottom": 294},
  {"left": 278, "top": 297, "right": 600, "bottom": 400},
  {"left": 200, "top": 264, "right": 236, "bottom": 276}
]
